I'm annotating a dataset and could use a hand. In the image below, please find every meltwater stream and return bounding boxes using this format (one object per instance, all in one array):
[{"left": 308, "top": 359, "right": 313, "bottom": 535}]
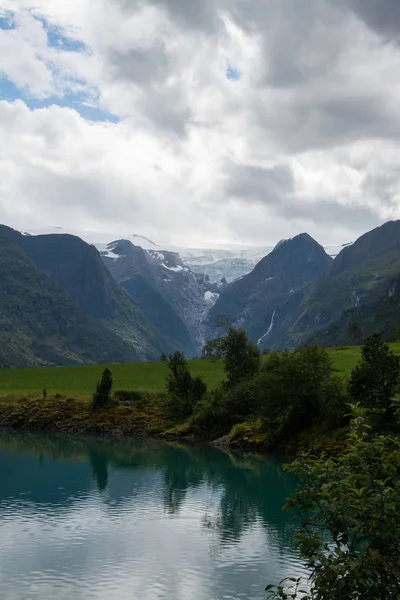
[{"left": 0, "top": 431, "right": 307, "bottom": 600}]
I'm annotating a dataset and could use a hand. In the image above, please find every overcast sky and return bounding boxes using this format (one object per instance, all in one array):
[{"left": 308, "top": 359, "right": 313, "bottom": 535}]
[{"left": 0, "top": 0, "right": 400, "bottom": 247}]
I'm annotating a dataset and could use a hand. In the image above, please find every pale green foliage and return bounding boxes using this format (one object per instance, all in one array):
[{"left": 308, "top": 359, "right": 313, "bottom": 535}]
[{"left": 267, "top": 408, "right": 400, "bottom": 599}]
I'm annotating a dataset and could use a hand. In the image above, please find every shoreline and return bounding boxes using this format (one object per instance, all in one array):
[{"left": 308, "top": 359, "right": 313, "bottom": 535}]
[{"left": 0, "top": 395, "right": 347, "bottom": 455}]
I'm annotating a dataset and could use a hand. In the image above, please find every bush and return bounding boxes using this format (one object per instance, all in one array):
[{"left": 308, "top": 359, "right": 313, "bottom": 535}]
[
  {"left": 190, "top": 388, "right": 232, "bottom": 439},
  {"left": 349, "top": 332, "right": 400, "bottom": 416},
  {"left": 114, "top": 390, "right": 147, "bottom": 406},
  {"left": 91, "top": 368, "right": 113, "bottom": 409},
  {"left": 266, "top": 409, "right": 400, "bottom": 599},
  {"left": 259, "top": 346, "right": 348, "bottom": 442}
]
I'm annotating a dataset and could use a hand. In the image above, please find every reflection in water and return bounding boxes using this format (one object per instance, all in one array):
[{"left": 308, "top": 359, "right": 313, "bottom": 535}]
[
  {"left": 88, "top": 450, "right": 109, "bottom": 492},
  {"left": 0, "top": 431, "right": 306, "bottom": 600}
]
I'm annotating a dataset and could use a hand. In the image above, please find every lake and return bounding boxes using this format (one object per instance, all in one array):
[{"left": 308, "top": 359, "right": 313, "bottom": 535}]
[{"left": 0, "top": 431, "right": 307, "bottom": 600}]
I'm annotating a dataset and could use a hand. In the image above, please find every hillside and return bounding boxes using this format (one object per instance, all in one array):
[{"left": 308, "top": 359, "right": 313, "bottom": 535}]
[
  {"left": 102, "top": 240, "right": 197, "bottom": 356},
  {"left": 0, "top": 228, "right": 139, "bottom": 368},
  {"left": 101, "top": 239, "right": 215, "bottom": 353},
  {"left": 287, "top": 221, "right": 400, "bottom": 347},
  {"left": 3, "top": 227, "right": 177, "bottom": 361}
]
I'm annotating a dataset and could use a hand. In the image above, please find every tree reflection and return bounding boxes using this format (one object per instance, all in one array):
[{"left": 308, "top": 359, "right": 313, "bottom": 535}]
[
  {"left": 0, "top": 431, "right": 296, "bottom": 552},
  {"left": 88, "top": 449, "right": 109, "bottom": 492}
]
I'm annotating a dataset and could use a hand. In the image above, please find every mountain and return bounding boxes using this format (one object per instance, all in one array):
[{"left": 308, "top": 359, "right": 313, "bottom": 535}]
[
  {"left": 0, "top": 228, "right": 139, "bottom": 368},
  {"left": 19, "top": 227, "right": 343, "bottom": 284},
  {"left": 176, "top": 243, "right": 342, "bottom": 284},
  {"left": 100, "top": 240, "right": 218, "bottom": 354},
  {"left": 101, "top": 240, "right": 198, "bottom": 356},
  {"left": 3, "top": 228, "right": 177, "bottom": 360},
  {"left": 208, "top": 221, "right": 400, "bottom": 350},
  {"left": 206, "top": 233, "right": 333, "bottom": 344},
  {"left": 284, "top": 221, "right": 400, "bottom": 347}
]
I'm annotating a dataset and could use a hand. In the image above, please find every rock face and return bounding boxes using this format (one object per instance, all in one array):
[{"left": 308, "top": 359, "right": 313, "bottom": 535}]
[
  {"left": 0, "top": 227, "right": 140, "bottom": 367},
  {"left": 100, "top": 240, "right": 219, "bottom": 355},
  {"left": 206, "top": 233, "right": 332, "bottom": 346},
  {"left": 3, "top": 227, "right": 175, "bottom": 360}
]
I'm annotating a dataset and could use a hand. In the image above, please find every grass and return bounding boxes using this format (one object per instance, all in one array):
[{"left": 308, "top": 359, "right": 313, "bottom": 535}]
[
  {"left": 0, "top": 359, "right": 226, "bottom": 399},
  {"left": 328, "top": 342, "right": 400, "bottom": 376},
  {"left": 2, "top": 343, "right": 400, "bottom": 399}
]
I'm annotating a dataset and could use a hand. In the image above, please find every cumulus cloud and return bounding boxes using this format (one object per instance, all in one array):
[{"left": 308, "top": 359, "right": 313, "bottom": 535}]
[{"left": 1, "top": 0, "right": 400, "bottom": 246}]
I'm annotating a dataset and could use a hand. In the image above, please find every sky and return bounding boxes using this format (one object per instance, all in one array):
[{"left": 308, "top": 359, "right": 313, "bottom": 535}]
[{"left": 0, "top": 0, "right": 400, "bottom": 248}]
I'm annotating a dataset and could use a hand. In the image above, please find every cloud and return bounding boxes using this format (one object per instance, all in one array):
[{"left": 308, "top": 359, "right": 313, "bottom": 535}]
[
  {"left": 1, "top": 0, "right": 400, "bottom": 247},
  {"left": 349, "top": 0, "right": 400, "bottom": 39}
]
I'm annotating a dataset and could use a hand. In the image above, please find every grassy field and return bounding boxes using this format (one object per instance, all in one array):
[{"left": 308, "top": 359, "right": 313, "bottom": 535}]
[
  {"left": 0, "top": 359, "right": 226, "bottom": 398},
  {"left": 2, "top": 343, "right": 400, "bottom": 399}
]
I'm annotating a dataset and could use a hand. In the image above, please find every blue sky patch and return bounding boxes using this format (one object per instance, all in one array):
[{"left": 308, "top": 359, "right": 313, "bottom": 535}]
[
  {"left": 0, "top": 76, "right": 119, "bottom": 123},
  {"left": 0, "top": 11, "right": 117, "bottom": 123},
  {"left": 33, "top": 15, "right": 87, "bottom": 52},
  {"left": 226, "top": 64, "right": 241, "bottom": 81},
  {"left": 0, "top": 13, "right": 15, "bottom": 30}
]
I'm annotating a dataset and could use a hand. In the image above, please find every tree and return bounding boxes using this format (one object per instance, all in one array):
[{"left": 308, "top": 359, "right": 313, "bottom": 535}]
[
  {"left": 160, "top": 352, "right": 167, "bottom": 362},
  {"left": 201, "top": 337, "right": 224, "bottom": 360},
  {"left": 166, "top": 351, "right": 207, "bottom": 418},
  {"left": 347, "top": 314, "right": 362, "bottom": 344},
  {"left": 212, "top": 326, "right": 261, "bottom": 389},
  {"left": 348, "top": 332, "right": 400, "bottom": 415},
  {"left": 266, "top": 409, "right": 400, "bottom": 599},
  {"left": 92, "top": 368, "right": 113, "bottom": 409}
]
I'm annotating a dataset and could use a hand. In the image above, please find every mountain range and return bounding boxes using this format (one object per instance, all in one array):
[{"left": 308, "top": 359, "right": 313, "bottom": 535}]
[{"left": 0, "top": 221, "right": 399, "bottom": 368}]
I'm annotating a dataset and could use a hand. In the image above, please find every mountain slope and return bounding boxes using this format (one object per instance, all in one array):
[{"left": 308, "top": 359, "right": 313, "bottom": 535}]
[
  {"left": 102, "top": 240, "right": 216, "bottom": 353},
  {"left": 285, "top": 221, "right": 400, "bottom": 346},
  {"left": 207, "top": 233, "right": 332, "bottom": 344},
  {"left": 0, "top": 229, "right": 139, "bottom": 368},
  {"left": 102, "top": 240, "right": 197, "bottom": 356},
  {"left": 3, "top": 228, "right": 175, "bottom": 360}
]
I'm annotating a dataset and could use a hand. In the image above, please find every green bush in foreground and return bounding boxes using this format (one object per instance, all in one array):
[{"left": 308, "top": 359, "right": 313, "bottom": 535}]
[{"left": 266, "top": 408, "right": 400, "bottom": 600}]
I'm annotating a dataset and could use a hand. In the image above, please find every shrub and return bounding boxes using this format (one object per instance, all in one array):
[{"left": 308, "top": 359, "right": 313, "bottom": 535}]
[
  {"left": 348, "top": 332, "right": 400, "bottom": 416},
  {"left": 266, "top": 409, "right": 400, "bottom": 599},
  {"left": 259, "top": 346, "right": 348, "bottom": 442},
  {"left": 190, "top": 388, "right": 232, "bottom": 439},
  {"left": 114, "top": 390, "right": 146, "bottom": 405}
]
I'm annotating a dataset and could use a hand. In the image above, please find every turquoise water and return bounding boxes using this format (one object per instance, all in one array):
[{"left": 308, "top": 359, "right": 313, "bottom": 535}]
[{"left": 0, "top": 431, "right": 306, "bottom": 599}]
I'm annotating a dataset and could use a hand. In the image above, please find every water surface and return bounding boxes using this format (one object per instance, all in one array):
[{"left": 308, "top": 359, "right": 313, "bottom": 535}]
[{"left": 0, "top": 431, "right": 306, "bottom": 599}]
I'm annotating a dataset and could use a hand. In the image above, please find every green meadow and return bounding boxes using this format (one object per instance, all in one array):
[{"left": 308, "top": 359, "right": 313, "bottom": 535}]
[
  {"left": 2, "top": 343, "right": 400, "bottom": 399},
  {"left": 0, "top": 358, "right": 225, "bottom": 398}
]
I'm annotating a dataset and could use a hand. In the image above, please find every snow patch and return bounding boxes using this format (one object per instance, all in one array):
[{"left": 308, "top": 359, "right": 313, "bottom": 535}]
[
  {"left": 162, "top": 263, "right": 188, "bottom": 272},
  {"left": 204, "top": 291, "right": 219, "bottom": 304},
  {"left": 257, "top": 310, "right": 277, "bottom": 345},
  {"left": 103, "top": 250, "right": 120, "bottom": 260}
]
